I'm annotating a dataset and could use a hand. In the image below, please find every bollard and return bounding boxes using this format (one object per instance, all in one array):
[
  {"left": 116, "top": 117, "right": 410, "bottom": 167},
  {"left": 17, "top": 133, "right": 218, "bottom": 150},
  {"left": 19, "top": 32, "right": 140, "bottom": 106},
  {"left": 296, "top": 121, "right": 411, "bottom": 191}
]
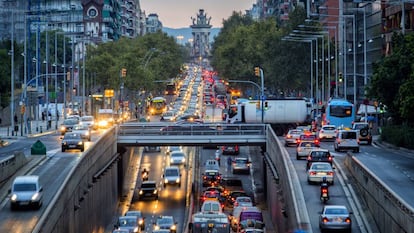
[{"left": 40, "top": 126, "right": 43, "bottom": 133}]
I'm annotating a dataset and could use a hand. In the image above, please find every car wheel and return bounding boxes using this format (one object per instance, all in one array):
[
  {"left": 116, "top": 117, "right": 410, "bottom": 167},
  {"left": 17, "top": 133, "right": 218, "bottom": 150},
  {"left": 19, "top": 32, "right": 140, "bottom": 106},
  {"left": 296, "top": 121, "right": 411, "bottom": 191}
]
[
  {"left": 10, "top": 203, "right": 17, "bottom": 211},
  {"left": 81, "top": 147, "right": 84, "bottom": 152}
]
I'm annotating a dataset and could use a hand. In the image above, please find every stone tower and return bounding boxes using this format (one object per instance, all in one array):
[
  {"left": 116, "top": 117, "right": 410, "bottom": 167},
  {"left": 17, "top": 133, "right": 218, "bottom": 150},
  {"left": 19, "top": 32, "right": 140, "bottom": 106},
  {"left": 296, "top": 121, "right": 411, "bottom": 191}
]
[{"left": 190, "top": 9, "right": 212, "bottom": 61}]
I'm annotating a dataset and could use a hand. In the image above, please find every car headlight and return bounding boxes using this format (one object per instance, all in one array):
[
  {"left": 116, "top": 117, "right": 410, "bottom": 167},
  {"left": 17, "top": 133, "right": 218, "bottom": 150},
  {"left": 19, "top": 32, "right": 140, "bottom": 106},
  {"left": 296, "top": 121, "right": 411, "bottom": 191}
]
[
  {"left": 139, "top": 190, "right": 143, "bottom": 195},
  {"left": 164, "top": 178, "right": 169, "bottom": 183},
  {"left": 171, "top": 225, "right": 177, "bottom": 230},
  {"left": 84, "top": 131, "right": 89, "bottom": 136},
  {"left": 60, "top": 126, "right": 66, "bottom": 131},
  {"left": 154, "top": 225, "right": 160, "bottom": 230},
  {"left": 139, "top": 219, "right": 144, "bottom": 225},
  {"left": 11, "top": 194, "right": 17, "bottom": 201},
  {"left": 32, "top": 192, "right": 40, "bottom": 201},
  {"left": 77, "top": 141, "right": 83, "bottom": 145},
  {"left": 153, "top": 189, "right": 158, "bottom": 194},
  {"left": 133, "top": 227, "right": 138, "bottom": 232},
  {"left": 176, "top": 178, "right": 180, "bottom": 183}
]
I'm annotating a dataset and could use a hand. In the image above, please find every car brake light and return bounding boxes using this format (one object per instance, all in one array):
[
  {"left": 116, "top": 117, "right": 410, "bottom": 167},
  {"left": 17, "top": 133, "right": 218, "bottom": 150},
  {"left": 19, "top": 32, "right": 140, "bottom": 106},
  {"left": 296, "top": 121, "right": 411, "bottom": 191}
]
[
  {"left": 322, "top": 217, "right": 329, "bottom": 223},
  {"left": 327, "top": 171, "right": 334, "bottom": 175},
  {"left": 307, "top": 156, "right": 311, "bottom": 160},
  {"left": 287, "top": 135, "right": 292, "bottom": 138},
  {"left": 310, "top": 171, "right": 317, "bottom": 175}
]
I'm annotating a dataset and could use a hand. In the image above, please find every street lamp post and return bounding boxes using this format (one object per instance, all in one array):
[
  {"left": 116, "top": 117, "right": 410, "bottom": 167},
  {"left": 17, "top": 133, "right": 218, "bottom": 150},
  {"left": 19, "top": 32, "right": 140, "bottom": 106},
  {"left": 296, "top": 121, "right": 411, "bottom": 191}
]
[{"left": 281, "top": 38, "right": 314, "bottom": 100}]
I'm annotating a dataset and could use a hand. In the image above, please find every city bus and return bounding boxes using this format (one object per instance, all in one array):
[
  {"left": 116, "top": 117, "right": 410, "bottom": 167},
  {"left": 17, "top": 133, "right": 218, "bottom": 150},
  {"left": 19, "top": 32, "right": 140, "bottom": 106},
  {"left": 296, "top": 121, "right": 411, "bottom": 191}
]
[
  {"left": 148, "top": 97, "right": 167, "bottom": 115},
  {"left": 324, "top": 99, "right": 355, "bottom": 129}
]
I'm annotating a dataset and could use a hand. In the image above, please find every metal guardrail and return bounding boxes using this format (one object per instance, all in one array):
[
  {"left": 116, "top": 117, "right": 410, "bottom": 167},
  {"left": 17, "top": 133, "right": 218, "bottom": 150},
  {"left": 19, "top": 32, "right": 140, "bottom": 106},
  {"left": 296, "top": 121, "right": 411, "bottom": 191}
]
[{"left": 116, "top": 123, "right": 268, "bottom": 146}]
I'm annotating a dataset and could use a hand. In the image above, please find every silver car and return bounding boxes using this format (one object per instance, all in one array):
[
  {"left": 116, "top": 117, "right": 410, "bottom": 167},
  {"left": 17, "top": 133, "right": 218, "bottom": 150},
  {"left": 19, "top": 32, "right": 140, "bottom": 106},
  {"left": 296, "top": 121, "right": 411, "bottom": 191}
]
[
  {"left": 296, "top": 141, "right": 318, "bottom": 160},
  {"left": 231, "top": 158, "right": 251, "bottom": 174},
  {"left": 169, "top": 151, "right": 186, "bottom": 165},
  {"left": 319, "top": 205, "right": 352, "bottom": 232},
  {"left": 284, "top": 129, "right": 303, "bottom": 146}
]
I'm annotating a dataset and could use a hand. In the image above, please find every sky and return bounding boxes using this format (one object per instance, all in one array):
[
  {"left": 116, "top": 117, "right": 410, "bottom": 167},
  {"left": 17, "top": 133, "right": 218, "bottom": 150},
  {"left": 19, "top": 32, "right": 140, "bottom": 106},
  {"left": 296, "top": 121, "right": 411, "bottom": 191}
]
[{"left": 140, "top": 0, "right": 256, "bottom": 28}]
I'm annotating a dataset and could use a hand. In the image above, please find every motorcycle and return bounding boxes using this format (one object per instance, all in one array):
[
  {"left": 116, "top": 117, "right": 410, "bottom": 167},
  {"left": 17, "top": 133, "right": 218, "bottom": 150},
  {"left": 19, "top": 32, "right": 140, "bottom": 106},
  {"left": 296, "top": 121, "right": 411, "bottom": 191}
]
[
  {"left": 142, "top": 170, "right": 149, "bottom": 181},
  {"left": 320, "top": 177, "right": 329, "bottom": 203}
]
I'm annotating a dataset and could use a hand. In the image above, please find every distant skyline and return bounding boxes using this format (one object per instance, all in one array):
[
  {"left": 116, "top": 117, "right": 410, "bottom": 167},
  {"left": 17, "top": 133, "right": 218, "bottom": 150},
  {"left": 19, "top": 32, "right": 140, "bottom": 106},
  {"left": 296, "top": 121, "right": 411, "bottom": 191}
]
[{"left": 140, "top": 0, "right": 256, "bottom": 28}]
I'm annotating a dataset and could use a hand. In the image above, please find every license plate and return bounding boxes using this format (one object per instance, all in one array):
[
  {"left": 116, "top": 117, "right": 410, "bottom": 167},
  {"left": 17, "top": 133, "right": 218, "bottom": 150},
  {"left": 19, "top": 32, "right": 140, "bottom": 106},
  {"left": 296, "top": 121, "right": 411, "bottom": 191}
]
[
  {"left": 317, "top": 172, "right": 327, "bottom": 175},
  {"left": 333, "top": 217, "right": 343, "bottom": 223},
  {"left": 69, "top": 145, "right": 77, "bottom": 148},
  {"left": 20, "top": 201, "right": 29, "bottom": 205}
]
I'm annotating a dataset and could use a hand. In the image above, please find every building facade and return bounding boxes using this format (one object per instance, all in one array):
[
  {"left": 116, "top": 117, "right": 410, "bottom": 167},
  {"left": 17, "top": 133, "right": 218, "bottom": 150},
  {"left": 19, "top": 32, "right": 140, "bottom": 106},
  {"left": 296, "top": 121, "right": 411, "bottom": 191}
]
[{"left": 190, "top": 9, "right": 212, "bottom": 60}]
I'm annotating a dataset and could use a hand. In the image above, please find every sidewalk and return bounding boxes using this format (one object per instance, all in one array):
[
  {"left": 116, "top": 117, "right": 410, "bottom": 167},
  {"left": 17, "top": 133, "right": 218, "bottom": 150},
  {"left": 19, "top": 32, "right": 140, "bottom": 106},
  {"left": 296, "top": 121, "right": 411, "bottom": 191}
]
[{"left": 0, "top": 119, "right": 62, "bottom": 146}]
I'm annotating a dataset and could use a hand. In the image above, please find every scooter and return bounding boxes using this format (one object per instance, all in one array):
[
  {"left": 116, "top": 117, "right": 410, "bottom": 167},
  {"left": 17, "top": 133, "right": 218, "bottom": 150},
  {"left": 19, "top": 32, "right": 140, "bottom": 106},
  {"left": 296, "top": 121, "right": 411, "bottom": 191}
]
[{"left": 320, "top": 177, "right": 329, "bottom": 203}]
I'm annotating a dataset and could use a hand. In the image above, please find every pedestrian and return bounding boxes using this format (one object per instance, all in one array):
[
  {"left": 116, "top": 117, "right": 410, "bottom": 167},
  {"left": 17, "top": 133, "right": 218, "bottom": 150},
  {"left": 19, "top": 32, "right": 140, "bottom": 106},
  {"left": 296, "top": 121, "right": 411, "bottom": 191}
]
[
  {"left": 41, "top": 111, "right": 45, "bottom": 121},
  {"left": 56, "top": 110, "right": 60, "bottom": 121},
  {"left": 47, "top": 113, "right": 52, "bottom": 129},
  {"left": 14, "top": 114, "right": 18, "bottom": 124}
]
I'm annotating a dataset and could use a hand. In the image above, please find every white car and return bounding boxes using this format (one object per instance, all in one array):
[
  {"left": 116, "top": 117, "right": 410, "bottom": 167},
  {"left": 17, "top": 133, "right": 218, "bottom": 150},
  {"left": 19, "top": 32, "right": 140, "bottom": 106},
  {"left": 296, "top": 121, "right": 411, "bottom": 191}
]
[
  {"left": 72, "top": 124, "right": 91, "bottom": 141},
  {"left": 80, "top": 115, "right": 96, "bottom": 130},
  {"left": 163, "top": 166, "right": 181, "bottom": 187},
  {"left": 307, "top": 162, "right": 334, "bottom": 185},
  {"left": 318, "top": 125, "right": 337, "bottom": 141},
  {"left": 169, "top": 151, "right": 186, "bottom": 165},
  {"left": 334, "top": 130, "right": 360, "bottom": 153},
  {"left": 296, "top": 141, "right": 319, "bottom": 160},
  {"left": 233, "top": 196, "right": 253, "bottom": 207},
  {"left": 161, "top": 110, "right": 176, "bottom": 122},
  {"left": 319, "top": 205, "right": 352, "bottom": 232}
]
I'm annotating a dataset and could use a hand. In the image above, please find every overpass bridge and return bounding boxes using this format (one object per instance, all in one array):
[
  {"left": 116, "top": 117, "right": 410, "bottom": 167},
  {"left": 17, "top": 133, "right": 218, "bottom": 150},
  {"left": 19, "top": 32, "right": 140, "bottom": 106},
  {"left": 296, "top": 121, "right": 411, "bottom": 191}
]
[{"left": 117, "top": 122, "right": 268, "bottom": 146}]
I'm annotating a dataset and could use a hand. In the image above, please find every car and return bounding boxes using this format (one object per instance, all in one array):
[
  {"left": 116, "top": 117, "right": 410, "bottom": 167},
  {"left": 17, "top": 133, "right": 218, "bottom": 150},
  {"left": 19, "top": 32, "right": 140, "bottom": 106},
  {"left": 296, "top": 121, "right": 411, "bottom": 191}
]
[
  {"left": 153, "top": 216, "right": 177, "bottom": 233},
  {"left": 202, "top": 170, "right": 221, "bottom": 187},
  {"left": 160, "top": 110, "right": 177, "bottom": 122},
  {"left": 163, "top": 166, "right": 181, "bottom": 187},
  {"left": 115, "top": 215, "right": 140, "bottom": 233},
  {"left": 319, "top": 205, "right": 352, "bottom": 233},
  {"left": 144, "top": 146, "right": 161, "bottom": 152},
  {"left": 61, "top": 132, "right": 85, "bottom": 152},
  {"left": 125, "top": 210, "right": 145, "bottom": 231},
  {"left": 334, "top": 130, "right": 360, "bottom": 153},
  {"left": 138, "top": 181, "right": 159, "bottom": 200},
  {"left": 318, "top": 125, "right": 337, "bottom": 141},
  {"left": 200, "top": 190, "right": 222, "bottom": 204},
  {"left": 296, "top": 141, "right": 319, "bottom": 160},
  {"left": 59, "top": 118, "right": 79, "bottom": 135},
  {"left": 307, "top": 162, "right": 334, "bottom": 185},
  {"left": 72, "top": 124, "right": 91, "bottom": 141},
  {"left": 220, "top": 177, "right": 243, "bottom": 197},
  {"left": 112, "top": 230, "right": 130, "bottom": 233},
  {"left": 169, "top": 151, "right": 186, "bottom": 165},
  {"left": 306, "top": 149, "right": 334, "bottom": 170},
  {"left": 285, "top": 129, "right": 303, "bottom": 146},
  {"left": 204, "top": 159, "right": 220, "bottom": 171},
  {"left": 165, "top": 146, "right": 182, "bottom": 155},
  {"left": 231, "top": 157, "right": 251, "bottom": 174},
  {"left": 10, "top": 175, "right": 43, "bottom": 210},
  {"left": 296, "top": 133, "right": 320, "bottom": 146},
  {"left": 226, "top": 191, "right": 249, "bottom": 207},
  {"left": 233, "top": 196, "right": 253, "bottom": 207},
  {"left": 80, "top": 115, "right": 97, "bottom": 130},
  {"left": 352, "top": 122, "right": 372, "bottom": 145},
  {"left": 222, "top": 145, "right": 240, "bottom": 155}
]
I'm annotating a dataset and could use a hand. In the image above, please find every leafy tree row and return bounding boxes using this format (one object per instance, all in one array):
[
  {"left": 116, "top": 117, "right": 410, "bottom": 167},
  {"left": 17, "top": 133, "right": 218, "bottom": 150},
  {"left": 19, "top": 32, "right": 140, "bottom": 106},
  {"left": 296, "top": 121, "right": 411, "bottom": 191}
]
[{"left": 367, "top": 33, "right": 414, "bottom": 125}]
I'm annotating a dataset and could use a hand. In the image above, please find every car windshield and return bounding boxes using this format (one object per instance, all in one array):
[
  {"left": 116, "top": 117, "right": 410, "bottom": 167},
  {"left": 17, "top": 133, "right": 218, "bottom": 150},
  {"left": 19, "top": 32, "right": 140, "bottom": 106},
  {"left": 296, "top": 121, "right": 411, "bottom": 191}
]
[
  {"left": 141, "top": 183, "right": 156, "bottom": 188},
  {"left": 323, "top": 126, "right": 336, "bottom": 130},
  {"left": 14, "top": 183, "right": 36, "bottom": 191},
  {"left": 202, "top": 202, "right": 220, "bottom": 211},
  {"left": 237, "top": 197, "right": 252, "bottom": 203},
  {"left": 342, "top": 132, "right": 357, "bottom": 139},
  {"left": 65, "top": 134, "right": 80, "bottom": 139},
  {"left": 165, "top": 169, "right": 178, "bottom": 176},
  {"left": 73, "top": 125, "right": 88, "bottom": 130},
  {"left": 63, "top": 119, "right": 78, "bottom": 125},
  {"left": 81, "top": 116, "right": 93, "bottom": 121},
  {"left": 157, "top": 218, "right": 173, "bottom": 225},
  {"left": 353, "top": 124, "right": 368, "bottom": 129},
  {"left": 119, "top": 219, "right": 136, "bottom": 227},
  {"left": 311, "top": 151, "right": 330, "bottom": 157},
  {"left": 312, "top": 163, "right": 332, "bottom": 170},
  {"left": 325, "top": 208, "right": 348, "bottom": 215},
  {"left": 171, "top": 152, "right": 184, "bottom": 158}
]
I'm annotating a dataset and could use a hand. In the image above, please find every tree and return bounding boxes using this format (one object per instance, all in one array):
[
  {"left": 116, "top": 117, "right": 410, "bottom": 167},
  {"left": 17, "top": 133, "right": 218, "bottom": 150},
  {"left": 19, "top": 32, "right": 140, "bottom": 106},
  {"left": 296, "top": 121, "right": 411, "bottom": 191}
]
[{"left": 368, "top": 33, "right": 414, "bottom": 124}]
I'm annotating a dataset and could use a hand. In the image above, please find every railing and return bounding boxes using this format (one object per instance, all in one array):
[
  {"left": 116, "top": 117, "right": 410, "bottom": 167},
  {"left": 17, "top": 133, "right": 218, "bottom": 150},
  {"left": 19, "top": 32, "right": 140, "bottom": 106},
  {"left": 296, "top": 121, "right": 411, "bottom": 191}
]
[{"left": 116, "top": 123, "right": 268, "bottom": 146}]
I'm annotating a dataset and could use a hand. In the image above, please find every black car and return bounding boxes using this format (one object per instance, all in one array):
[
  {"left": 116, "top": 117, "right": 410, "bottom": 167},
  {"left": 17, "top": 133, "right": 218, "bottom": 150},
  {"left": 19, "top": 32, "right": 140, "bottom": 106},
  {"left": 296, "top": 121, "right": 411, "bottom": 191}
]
[
  {"left": 61, "top": 132, "right": 85, "bottom": 152},
  {"left": 202, "top": 170, "right": 221, "bottom": 187},
  {"left": 138, "top": 181, "right": 159, "bottom": 200},
  {"left": 306, "top": 149, "right": 333, "bottom": 170}
]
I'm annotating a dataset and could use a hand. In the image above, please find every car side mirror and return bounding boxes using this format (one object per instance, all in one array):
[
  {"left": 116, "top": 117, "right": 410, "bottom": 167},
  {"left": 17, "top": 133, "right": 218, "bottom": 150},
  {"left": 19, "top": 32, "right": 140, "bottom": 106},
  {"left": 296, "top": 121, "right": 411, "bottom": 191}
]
[{"left": 39, "top": 187, "right": 43, "bottom": 192}]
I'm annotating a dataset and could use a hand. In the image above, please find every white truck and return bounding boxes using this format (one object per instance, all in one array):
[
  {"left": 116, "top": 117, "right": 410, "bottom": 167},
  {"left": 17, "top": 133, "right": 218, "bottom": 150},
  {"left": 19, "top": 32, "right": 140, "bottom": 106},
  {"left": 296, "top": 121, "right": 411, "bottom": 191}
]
[
  {"left": 226, "top": 98, "right": 311, "bottom": 135},
  {"left": 188, "top": 212, "right": 231, "bottom": 233}
]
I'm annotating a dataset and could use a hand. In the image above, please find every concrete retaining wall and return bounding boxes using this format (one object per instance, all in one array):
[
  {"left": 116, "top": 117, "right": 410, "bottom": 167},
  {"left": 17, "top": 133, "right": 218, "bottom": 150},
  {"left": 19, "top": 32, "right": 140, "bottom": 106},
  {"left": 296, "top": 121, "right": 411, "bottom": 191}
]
[
  {"left": 344, "top": 153, "right": 414, "bottom": 233},
  {"left": 33, "top": 127, "right": 120, "bottom": 233},
  {"left": 0, "top": 151, "right": 27, "bottom": 183},
  {"left": 264, "top": 126, "right": 312, "bottom": 233}
]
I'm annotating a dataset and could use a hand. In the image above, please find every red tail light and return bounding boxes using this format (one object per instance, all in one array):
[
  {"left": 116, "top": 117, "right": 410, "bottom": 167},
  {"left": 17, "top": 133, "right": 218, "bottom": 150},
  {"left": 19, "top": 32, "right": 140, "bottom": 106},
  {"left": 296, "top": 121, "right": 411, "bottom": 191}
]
[
  {"left": 310, "top": 171, "right": 317, "bottom": 175},
  {"left": 322, "top": 188, "right": 328, "bottom": 193},
  {"left": 345, "top": 218, "right": 351, "bottom": 223},
  {"left": 327, "top": 171, "right": 334, "bottom": 176},
  {"left": 322, "top": 217, "right": 330, "bottom": 223}
]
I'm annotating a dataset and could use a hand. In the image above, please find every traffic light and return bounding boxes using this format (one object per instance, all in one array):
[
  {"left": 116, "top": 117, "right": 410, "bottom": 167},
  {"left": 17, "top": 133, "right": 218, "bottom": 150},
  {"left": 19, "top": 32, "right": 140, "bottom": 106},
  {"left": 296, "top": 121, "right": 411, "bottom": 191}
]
[
  {"left": 121, "top": 68, "right": 127, "bottom": 77},
  {"left": 254, "top": 67, "right": 260, "bottom": 77},
  {"left": 338, "top": 72, "right": 343, "bottom": 82}
]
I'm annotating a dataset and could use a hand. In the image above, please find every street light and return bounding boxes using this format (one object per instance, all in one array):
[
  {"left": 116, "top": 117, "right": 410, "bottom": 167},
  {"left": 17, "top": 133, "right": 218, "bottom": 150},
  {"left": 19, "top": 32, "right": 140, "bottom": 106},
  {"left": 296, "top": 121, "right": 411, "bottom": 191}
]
[{"left": 281, "top": 37, "right": 314, "bottom": 100}]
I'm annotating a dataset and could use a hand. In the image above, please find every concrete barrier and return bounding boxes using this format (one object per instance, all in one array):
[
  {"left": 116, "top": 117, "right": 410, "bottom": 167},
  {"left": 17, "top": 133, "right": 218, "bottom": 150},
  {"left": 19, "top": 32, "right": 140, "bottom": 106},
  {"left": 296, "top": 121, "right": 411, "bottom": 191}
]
[
  {"left": 264, "top": 126, "right": 312, "bottom": 233},
  {"left": 0, "top": 151, "right": 27, "bottom": 183},
  {"left": 344, "top": 153, "right": 414, "bottom": 233},
  {"left": 33, "top": 127, "right": 120, "bottom": 233}
]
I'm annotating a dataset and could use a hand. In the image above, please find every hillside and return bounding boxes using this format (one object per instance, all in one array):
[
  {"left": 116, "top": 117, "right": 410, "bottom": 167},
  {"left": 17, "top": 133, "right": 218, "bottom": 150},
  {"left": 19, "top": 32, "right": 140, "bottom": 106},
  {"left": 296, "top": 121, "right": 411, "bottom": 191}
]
[{"left": 162, "top": 27, "right": 221, "bottom": 44}]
